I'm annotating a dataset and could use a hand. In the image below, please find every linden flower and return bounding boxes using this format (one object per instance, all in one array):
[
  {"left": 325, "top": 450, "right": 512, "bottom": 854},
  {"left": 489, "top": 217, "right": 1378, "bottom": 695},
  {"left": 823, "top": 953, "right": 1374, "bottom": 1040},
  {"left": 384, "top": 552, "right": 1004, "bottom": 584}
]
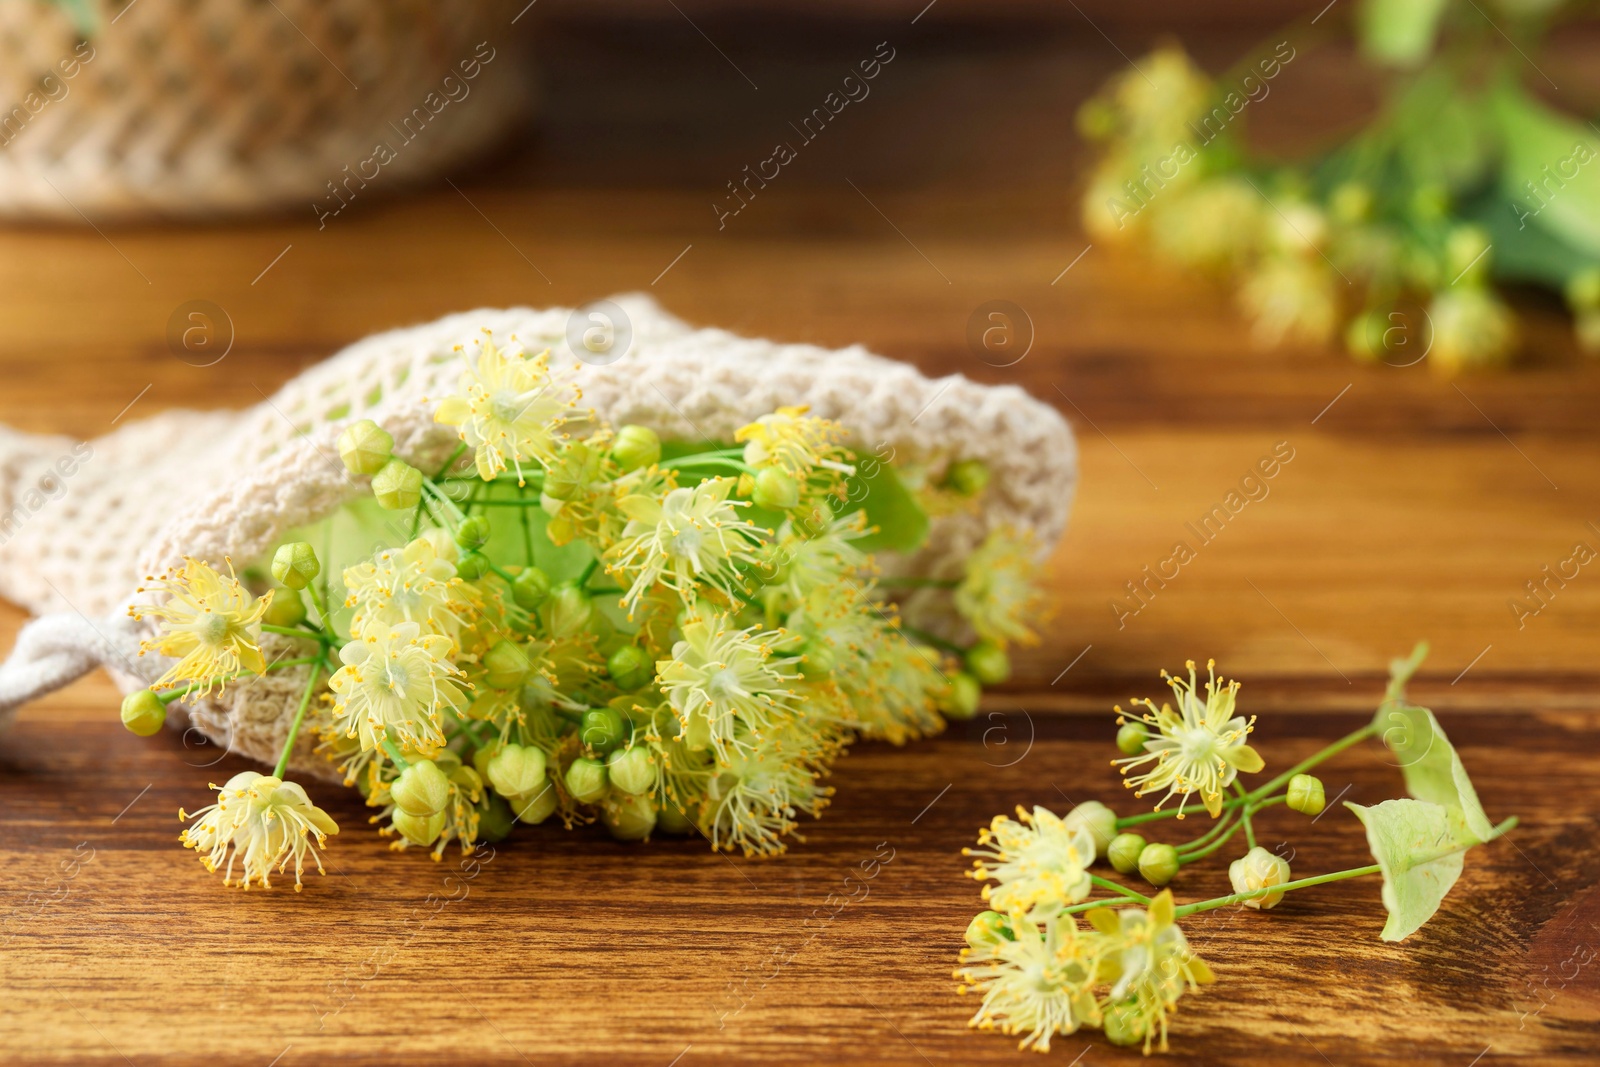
[
  {"left": 954, "top": 527, "right": 1044, "bottom": 647},
  {"left": 703, "top": 718, "right": 837, "bottom": 857},
  {"left": 656, "top": 616, "right": 800, "bottom": 761},
  {"left": 954, "top": 910, "right": 1102, "bottom": 1053},
  {"left": 1089, "top": 891, "right": 1215, "bottom": 1054},
  {"left": 735, "top": 405, "right": 850, "bottom": 478},
  {"left": 179, "top": 771, "right": 338, "bottom": 890},
  {"left": 606, "top": 478, "right": 764, "bottom": 612},
  {"left": 1113, "top": 659, "right": 1263, "bottom": 818},
  {"left": 343, "top": 537, "right": 473, "bottom": 642},
  {"left": 327, "top": 621, "right": 467, "bottom": 753},
  {"left": 965, "top": 805, "right": 1095, "bottom": 915},
  {"left": 433, "top": 339, "right": 578, "bottom": 485},
  {"left": 132, "top": 556, "right": 271, "bottom": 696}
]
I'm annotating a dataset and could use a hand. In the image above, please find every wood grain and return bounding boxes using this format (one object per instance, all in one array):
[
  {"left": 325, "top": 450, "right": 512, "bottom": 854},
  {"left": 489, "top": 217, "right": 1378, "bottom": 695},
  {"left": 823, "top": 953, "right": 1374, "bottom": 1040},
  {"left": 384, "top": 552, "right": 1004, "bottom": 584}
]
[{"left": 3, "top": 17, "right": 1600, "bottom": 1065}]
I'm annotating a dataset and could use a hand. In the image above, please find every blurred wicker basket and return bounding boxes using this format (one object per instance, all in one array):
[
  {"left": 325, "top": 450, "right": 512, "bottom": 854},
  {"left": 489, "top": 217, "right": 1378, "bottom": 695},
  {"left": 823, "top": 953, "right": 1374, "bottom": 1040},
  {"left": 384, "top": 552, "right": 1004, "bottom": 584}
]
[{"left": 0, "top": 0, "right": 531, "bottom": 221}]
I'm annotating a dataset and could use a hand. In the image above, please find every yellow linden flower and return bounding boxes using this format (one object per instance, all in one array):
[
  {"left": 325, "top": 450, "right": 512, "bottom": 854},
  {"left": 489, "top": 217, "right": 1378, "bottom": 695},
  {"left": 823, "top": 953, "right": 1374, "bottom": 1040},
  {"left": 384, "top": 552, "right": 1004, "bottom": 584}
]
[
  {"left": 179, "top": 771, "right": 338, "bottom": 891},
  {"left": 955, "top": 909, "right": 1103, "bottom": 1053},
  {"left": 655, "top": 615, "right": 799, "bottom": 762},
  {"left": 1090, "top": 890, "right": 1215, "bottom": 1054},
  {"left": 327, "top": 621, "right": 467, "bottom": 753},
  {"left": 964, "top": 805, "right": 1096, "bottom": 915},
  {"left": 954, "top": 527, "right": 1044, "bottom": 647},
  {"left": 701, "top": 716, "right": 839, "bottom": 857},
  {"left": 605, "top": 478, "right": 764, "bottom": 613},
  {"left": 433, "top": 338, "right": 579, "bottom": 485},
  {"left": 131, "top": 556, "right": 271, "bottom": 696},
  {"left": 734, "top": 405, "right": 849, "bottom": 478},
  {"left": 343, "top": 537, "right": 474, "bottom": 643},
  {"left": 1113, "top": 660, "right": 1264, "bottom": 818}
]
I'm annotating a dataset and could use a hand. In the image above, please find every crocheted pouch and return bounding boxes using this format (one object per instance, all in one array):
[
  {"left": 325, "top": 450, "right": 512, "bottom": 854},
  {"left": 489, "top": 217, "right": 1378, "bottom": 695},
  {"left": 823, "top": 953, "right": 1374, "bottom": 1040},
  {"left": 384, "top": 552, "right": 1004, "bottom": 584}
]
[{"left": 0, "top": 295, "right": 1075, "bottom": 778}]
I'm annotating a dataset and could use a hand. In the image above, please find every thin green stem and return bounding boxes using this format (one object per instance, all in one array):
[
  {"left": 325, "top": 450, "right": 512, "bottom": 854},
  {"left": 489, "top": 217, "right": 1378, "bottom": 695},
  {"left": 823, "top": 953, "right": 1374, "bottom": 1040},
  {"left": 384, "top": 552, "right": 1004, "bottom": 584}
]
[
  {"left": 1174, "top": 864, "right": 1382, "bottom": 917},
  {"left": 1116, "top": 792, "right": 1253, "bottom": 828},
  {"left": 262, "top": 623, "right": 328, "bottom": 642},
  {"left": 154, "top": 657, "right": 321, "bottom": 704},
  {"left": 1247, "top": 722, "right": 1379, "bottom": 803},
  {"left": 660, "top": 456, "right": 752, "bottom": 475},
  {"left": 1235, "top": 782, "right": 1257, "bottom": 850},
  {"left": 1177, "top": 797, "right": 1285, "bottom": 862},
  {"left": 1174, "top": 808, "right": 1239, "bottom": 853},
  {"left": 434, "top": 442, "right": 468, "bottom": 479},
  {"left": 874, "top": 577, "right": 959, "bottom": 589},
  {"left": 306, "top": 582, "right": 336, "bottom": 639},
  {"left": 1089, "top": 875, "right": 1152, "bottom": 905},
  {"left": 519, "top": 486, "right": 535, "bottom": 567},
  {"left": 901, "top": 625, "right": 966, "bottom": 656},
  {"left": 272, "top": 662, "right": 325, "bottom": 779},
  {"left": 1062, "top": 896, "right": 1139, "bottom": 914},
  {"left": 577, "top": 557, "right": 600, "bottom": 588},
  {"left": 381, "top": 737, "right": 411, "bottom": 769}
]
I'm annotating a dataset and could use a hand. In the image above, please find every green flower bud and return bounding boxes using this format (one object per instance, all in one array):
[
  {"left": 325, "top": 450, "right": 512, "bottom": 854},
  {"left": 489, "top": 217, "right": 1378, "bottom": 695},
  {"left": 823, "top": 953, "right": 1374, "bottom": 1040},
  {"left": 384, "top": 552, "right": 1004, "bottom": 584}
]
[
  {"left": 1286, "top": 773, "right": 1326, "bottom": 816},
  {"left": 512, "top": 565, "right": 552, "bottom": 609},
  {"left": 545, "top": 582, "right": 593, "bottom": 638},
  {"left": 606, "top": 644, "right": 652, "bottom": 691},
  {"left": 454, "top": 552, "right": 489, "bottom": 580},
  {"left": 1567, "top": 267, "right": 1600, "bottom": 312},
  {"left": 371, "top": 459, "right": 423, "bottom": 510},
  {"left": 270, "top": 542, "right": 321, "bottom": 590},
  {"left": 486, "top": 743, "right": 547, "bottom": 799},
  {"left": 1107, "top": 832, "right": 1146, "bottom": 875},
  {"left": 602, "top": 790, "right": 658, "bottom": 841},
  {"left": 511, "top": 782, "right": 558, "bottom": 824},
  {"left": 119, "top": 689, "right": 166, "bottom": 737},
  {"left": 1102, "top": 999, "right": 1147, "bottom": 1048},
  {"left": 606, "top": 746, "right": 653, "bottom": 795},
  {"left": 1137, "top": 842, "right": 1180, "bottom": 887},
  {"left": 565, "top": 756, "right": 609, "bottom": 804},
  {"left": 611, "top": 425, "right": 661, "bottom": 472},
  {"left": 1328, "top": 181, "right": 1372, "bottom": 224},
  {"left": 391, "top": 759, "right": 451, "bottom": 818},
  {"left": 965, "top": 640, "right": 1010, "bottom": 686},
  {"left": 1228, "top": 845, "right": 1291, "bottom": 909},
  {"left": 1116, "top": 721, "right": 1149, "bottom": 756},
  {"left": 1063, "top": 800, "right": 1118, "bottom": 859},
  {"left": 944, "top": 459, "right": 990, "bottom": 496},
  {"left": 391, "top": 808, "right": 445, "bottom": 847},
  {"left": 455, "top": 515, "right": 491, "bottom": 551},
  {"left": 472, "top": 742, "right": 500, "bottom": 781},
  {"left": 657, "top": 800, "right": 695, "bottom": 834},
  {"left": 798, "top": 641, "right": 836, "bottom": 681},
  {"left": 1445, "top": 224, "right": 1493, "bottom": 286},
  {"left": 941, "top": 671, "right": 982, "bottom": 720},
  {"left": 337, "top": 419, "right": 394, "bottom": 476},
  {"left": 483, "top": 640, "right": 533, "bottom": 690},
  {"left": 963, "top": 910, "right": 1014, "bottom": 949},
  {"left": 581, "top": 707, "right": 626, "bottom": 753},
  {"left": 476, "top": 793, "right": 516, "bottom": 843},
  {"left": 262, "top": 589, "right": 307, "bottom": 628},
  {"left": 751, "top": 468, "right": 800, "bottom": 510}
]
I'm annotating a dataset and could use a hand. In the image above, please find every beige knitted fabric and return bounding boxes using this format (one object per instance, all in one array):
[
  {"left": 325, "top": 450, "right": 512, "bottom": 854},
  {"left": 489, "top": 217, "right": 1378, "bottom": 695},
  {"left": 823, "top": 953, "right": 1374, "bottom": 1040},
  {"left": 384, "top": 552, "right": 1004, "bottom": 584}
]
[{"left": 0, "top": 295, "right": 1076, "bottom": 778}]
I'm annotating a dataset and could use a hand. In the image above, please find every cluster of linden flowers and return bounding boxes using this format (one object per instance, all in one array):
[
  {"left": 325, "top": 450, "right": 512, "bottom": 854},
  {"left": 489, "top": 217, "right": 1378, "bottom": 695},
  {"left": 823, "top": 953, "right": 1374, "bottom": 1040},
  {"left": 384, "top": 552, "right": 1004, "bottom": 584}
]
[
  {"left": 955, "top": 645, "right": 1517, "bottom": 1055},
  {"left": 121, "top": 336, "right": 1045, "bottom": 890},
  {"left": 1078, "top": 25, "right": 1600, "bottom": 374}
]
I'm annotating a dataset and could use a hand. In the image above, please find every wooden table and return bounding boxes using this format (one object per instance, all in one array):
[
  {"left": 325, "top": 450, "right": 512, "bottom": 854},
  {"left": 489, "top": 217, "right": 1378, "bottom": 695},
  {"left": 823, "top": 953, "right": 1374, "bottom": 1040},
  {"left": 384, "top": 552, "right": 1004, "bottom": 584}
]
[{"left": 3, "top": 14, "right": 1598, "bottom": 1066}]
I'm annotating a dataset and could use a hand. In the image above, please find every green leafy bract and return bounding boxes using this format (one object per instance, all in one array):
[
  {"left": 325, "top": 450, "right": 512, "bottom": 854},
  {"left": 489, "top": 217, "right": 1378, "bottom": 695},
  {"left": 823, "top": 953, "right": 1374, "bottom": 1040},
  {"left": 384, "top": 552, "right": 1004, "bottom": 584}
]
[
  {"left": 1372, "top": 702, "right": 1493, "bottom": 844},
  {"left": 841, "top": 458, "right": 930, "bottom": 555},
  {"left": 1494, "top": 83, "right": 1600, "bottom": 258},
  {"left": 1347, "top": 798, "right": 1464, "bottom": 942}
]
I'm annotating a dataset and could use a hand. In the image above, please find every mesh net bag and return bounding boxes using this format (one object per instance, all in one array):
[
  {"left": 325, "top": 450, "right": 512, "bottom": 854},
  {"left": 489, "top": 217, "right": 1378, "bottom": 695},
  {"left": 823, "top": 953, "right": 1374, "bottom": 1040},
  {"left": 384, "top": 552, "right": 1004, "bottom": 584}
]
[{"left": 0, "top": 295, "right": 1076, "bottom": 779}]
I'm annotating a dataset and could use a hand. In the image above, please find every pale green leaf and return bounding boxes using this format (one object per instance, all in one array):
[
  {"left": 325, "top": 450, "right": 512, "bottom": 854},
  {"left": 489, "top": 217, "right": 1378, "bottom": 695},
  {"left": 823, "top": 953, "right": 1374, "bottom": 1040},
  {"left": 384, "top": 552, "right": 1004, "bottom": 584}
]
[
  {"left": 1347, "top": 798, "right": 1464, "bottom": 942},
  {"left": 1381, "top": 640, "right": 1429, "bottom": 706},
  {"left": 841, "top": 458, "right": 930, "bottom": 555},
  {"left": 1494, "top": 84, "right": 1600, "bottom": 258},
  {"left": 1356, "top": 0, "right": 1449, "bottom": 67},
  {"left": 1374, "top": 703, "right": 1493, "bottom": 844}
]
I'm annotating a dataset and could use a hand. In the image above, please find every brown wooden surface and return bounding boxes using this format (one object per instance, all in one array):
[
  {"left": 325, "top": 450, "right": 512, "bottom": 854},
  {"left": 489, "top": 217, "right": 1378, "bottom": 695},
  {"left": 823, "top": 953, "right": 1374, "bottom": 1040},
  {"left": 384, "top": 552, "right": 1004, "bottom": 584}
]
[{"left": 3, "top": 13, "right": 1600, "bottom": 1066}]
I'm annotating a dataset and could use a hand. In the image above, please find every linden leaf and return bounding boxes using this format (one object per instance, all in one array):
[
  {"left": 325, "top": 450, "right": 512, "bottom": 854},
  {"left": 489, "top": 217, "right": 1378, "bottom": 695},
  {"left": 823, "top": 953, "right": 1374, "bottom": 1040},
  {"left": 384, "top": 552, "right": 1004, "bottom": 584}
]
[
  {"left": 1494, "top": 83, "right": 1600, "bottom": 258},
  {"left": 1347, "top": 798, "right": 1464, "bottom": 942},
  {"left": 842, "top": 458, "right": 930, "bottom": 555},
  {"left": 1373, "top": 703, "right": 1493, "bottom": 845}
]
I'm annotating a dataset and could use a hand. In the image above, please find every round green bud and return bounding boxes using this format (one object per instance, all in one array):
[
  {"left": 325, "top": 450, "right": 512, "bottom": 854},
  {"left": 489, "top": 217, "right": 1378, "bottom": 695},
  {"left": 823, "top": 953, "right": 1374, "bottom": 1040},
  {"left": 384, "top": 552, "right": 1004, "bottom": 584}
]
[
  {"left": 262, "top": 589, "right": 307, "bottom": 628},
  {"left": 1228, "top": 845, "right": 1292, "bottom": 909},
  {"left": 564, "top": 756, "right": 609, "bottom": 804},
  {"left": 511, "top": 782, "right": 558, "bottom": 824},
  {"left": 472, "top": 742, "right": 500, "bottom": 782},
  {"left": 511, "top": 566, "right": 552, "bottom": 610},
  {"left": 371, "top": 459, "right": 423, "bottom": 511},
  {"left": 963, "top": 910, "right": 1013, "bottom": 949},
  {"left": 486, "top": 743, "right": 547, "bottom": 799},
  {"left": 1107, "top": 832, "right": 1147, "bottom": 875},
  {"left": 1137, "top": 842, "right": 1181, "bottom": 887},
  {"left": 391, "top": 808, "right": 445, "bottom": 847},
  {"left": 337, "top": 419, "right": 394, "bottom": 476},
  {"left": 482, "top": 639, "right": 533, "bottom": 690},
  {"left": 119, "top": 689, "right": 166, "bottom": 737},
  {"left": 1445, "top": 224, "right": 1493, "bottom": 285},
  {"left": 606, "top": 644, "right": 653, "bottom": 691},
  {"left": 455, "top": 515, "right": 491, "bottom": 551},
  {"left": 797, "top": 640, "right": 836, "bottom": 681},
  {"left": 1102, "top": 998, "right": 1147, "bottom": 1048},
  {"left": 1286, "top": 773, "right": 1327, "bottom": 816},
  {"left": 1566, "top": 267, "right": 1600, "bottom": 312},
  {"left": 270, "top": 541, "right": 321, "bottom": 590},
  {"left": 611, "top": 425, "right": 661, "bottom": 472},
  {"left": 1116, "top": 721, "right": 1149, "bottom": 757},
  {"left": 391, "top": 759, "right": 451, "bottom": 818},
  {"left": 454, "top": 552, "right": 489, "bottom": 580},
  {"left": 581, "top": 707, "right": 626, "bottom": 753},
  {"left": 1063, "top": 800, "right": 1118, "bottom": 859},
  {"left": 657, "top": 800, "right": 695, "bottom": 834},
  {"left": 1328, "top": 181, "right": 1373, "bottom": 224},
  {"left": 602, "top": 790, "right": 658, "bottom": 841},
  {"left": 752, "top": 468, "right": 801, "bottom": 510},
  {"left": 941, "top": 672, "right": 982, "bottom": 720},
  {"left": 944, "top": 459, "right": 990, "bottom": 496},
  {"left": 545, "top": 582, "right": 593, "bottom": 638},
  {"left": 965, "top": 640, "right": 1010, "bottom": 686},
  {"left": 606, "top": 746, "right": 653, "bottom": 795},
  {"left": 476, "top": 793, "right": 516, "bottom": 843}
]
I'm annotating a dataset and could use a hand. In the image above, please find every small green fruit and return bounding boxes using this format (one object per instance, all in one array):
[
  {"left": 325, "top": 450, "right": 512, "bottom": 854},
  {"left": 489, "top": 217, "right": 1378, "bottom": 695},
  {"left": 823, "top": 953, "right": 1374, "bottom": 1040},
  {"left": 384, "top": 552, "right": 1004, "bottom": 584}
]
[
  {"left": 512, "top": 566, "right": 552, "bottom": 609},
  {"left": 337, "top": 419, "right": 394, "bottom": 476},
  {"left": 606, "top": 645, "right": 652, "bottom": 691},
  {"left": 565, "top": 757, "right": 609, "bottom": 804},
  {"left": 371, "top": 459, "right": 423, "bottom": 510},
  {"left": 1138, "top": 842, "right": 1181, "bottom": 887},
  {"left": 119, "top": 689, "right": 166, "bottom": 737},
  {"left": 611, "top": 425, "right": 661, "bottom": 472},
  {"left": 1107, "top": 833, "right": 1146, "bottom": 875},
  {"left": 606, "top": 747, "right": 653, "bottom": 795},
  {"left": 270, "top": 542, "right": 321, "bottom": 590}
]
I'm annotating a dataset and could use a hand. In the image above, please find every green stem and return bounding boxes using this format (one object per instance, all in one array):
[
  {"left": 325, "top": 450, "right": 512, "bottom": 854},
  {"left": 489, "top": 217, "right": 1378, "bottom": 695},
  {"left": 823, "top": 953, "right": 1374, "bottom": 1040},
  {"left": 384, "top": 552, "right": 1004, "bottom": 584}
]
[
  {"left": 434, "top": 442, "right": 468, "bottom": 479},
  {"left": 1117, "top": 791, "right": 1254, "bottom": 828},
  {"left": 421, "top": 478, "right": 466, "bottom": 526},
  {"left": 660, "top": 456, "right": 752, "bottom": 475},
  {"left": 1235, "top": 782, "right": 1257, "bottom": 850},
  {"left": 577, "top": 557, "right": 600, "bottom": 588},
  {"left": 1174, "top": 807, "right": 1239, "bottom": 853},
  {"left": 1089, "top": 875, "right": 1152, "bottom": 905},
  {"left": 874, "top": 577, "right": 959, "bottom": 589},
  {"left": 262, "top": 623, "right": 327, "bottom": 642},
  {"left": 901, "top": 625, "right": 966, "bottom": 656},
  {"left": 381, "top": 737, "right": 411, "bottom": 769},
  {"left": 1175, "top": 864, "right": 1382, "bottom": 917},
  {"left": 519, "top": 486, "right": 535, "bottom": 567},
  {"left": 1177, "top": 797, "right": 1285, "bottom": 862},
  {"left": 306, "top": 582, "right": 336, "bottom": 639},
  {"left": 1062, "top": 896, "right": 1139, "bottom": 915},
  {"left": 1247, "top": 722, "right": 1379, "bottom": 803},
  {"left": 272, "top": 662, "right": 325, "bottom": 779}
]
